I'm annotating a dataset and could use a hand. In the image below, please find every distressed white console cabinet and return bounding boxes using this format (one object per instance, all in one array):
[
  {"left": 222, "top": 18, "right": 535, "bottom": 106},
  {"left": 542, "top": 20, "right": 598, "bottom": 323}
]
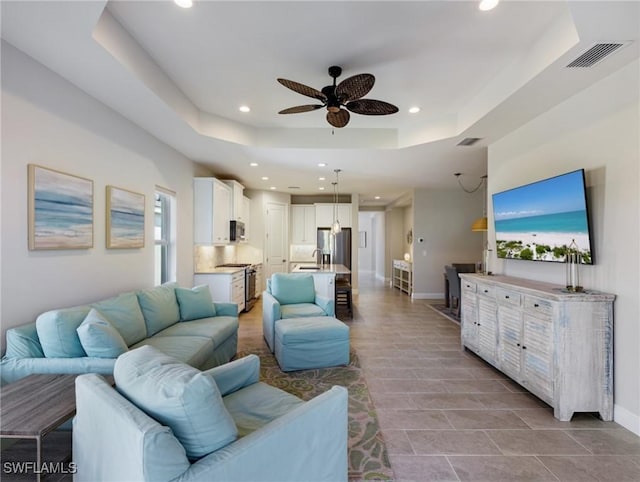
[{"left": 459, "top": 274, "right": 615, "bottom": 421}]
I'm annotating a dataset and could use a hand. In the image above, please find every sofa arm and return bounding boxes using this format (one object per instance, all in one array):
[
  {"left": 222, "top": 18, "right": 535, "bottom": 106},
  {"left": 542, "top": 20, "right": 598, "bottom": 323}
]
[
  {"left": 202, "top": 355, "right": 260, "bottom": 397},
  {"left": 0, "top": 357, "right": 116, "bottom": 386},
  {"left": 179, "top": 385, "right": 348, "bottom": 482},
  {"left": 261, "top": 291, "right": 281, "bottom": 352},
  {"left": 74, "top": 374, "right": 190, "bottom": 482},
  {"left": 214, "top": 303, "right": 239, "bottom": 317},
  {"left": 315, "top": 295, "right": 335, "bottom": 317}
]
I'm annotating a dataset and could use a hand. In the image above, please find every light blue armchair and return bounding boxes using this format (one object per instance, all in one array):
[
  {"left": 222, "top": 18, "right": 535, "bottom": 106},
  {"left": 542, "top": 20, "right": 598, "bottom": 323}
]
[
  {"left": 73, "top": 346, "right": 348, "bottom": 482},
  {"left": 262, "top": 273, "right": 335, "bottom": 352}
]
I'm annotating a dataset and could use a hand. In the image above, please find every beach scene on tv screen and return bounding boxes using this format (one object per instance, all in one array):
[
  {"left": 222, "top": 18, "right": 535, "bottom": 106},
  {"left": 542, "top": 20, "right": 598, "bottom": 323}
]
[{"left": 492, "top": 170, "right": 592, "bottom": 264}]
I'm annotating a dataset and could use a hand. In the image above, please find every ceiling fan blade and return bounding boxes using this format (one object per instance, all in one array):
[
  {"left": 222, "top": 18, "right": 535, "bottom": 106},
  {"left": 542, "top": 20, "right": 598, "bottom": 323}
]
[
  {"left": 277, "top": 78, "right": 327, "bottom": 102},
  {"left": 278, "top": 105, "right": 324, "bottom": 114},
  {"left": 346, "top": 99, "right": 399, "bottom": 115},
  {"left": 336, "top": 73, "right": 375, "bottom": 103},
  {"left": 326, "top": 109, "right": 350, "bottom": 128}
]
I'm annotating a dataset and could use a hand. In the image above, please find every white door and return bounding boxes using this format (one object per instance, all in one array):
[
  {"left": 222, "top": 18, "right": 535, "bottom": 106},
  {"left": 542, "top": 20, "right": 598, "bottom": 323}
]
[{"left": 265, "top": 202, "right": 288, "bottom": 281}]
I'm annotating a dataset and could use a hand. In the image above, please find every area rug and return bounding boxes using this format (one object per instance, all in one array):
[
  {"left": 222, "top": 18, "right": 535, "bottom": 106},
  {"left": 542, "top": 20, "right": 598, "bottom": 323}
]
[
  {"left": 237, "top": 346, "right": 394, "bottom": 482},
  {"left": 426, "top": 303, "right": 460, "bottom": 324}
]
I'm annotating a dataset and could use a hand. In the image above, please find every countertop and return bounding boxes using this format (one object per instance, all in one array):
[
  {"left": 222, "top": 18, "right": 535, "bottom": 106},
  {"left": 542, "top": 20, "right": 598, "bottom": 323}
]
[
  {"left": 290, "top": 263, "right": 350, "bottom": 274},
  {"left": 194, "top": 267, "right": 245, "bottom": 274}
]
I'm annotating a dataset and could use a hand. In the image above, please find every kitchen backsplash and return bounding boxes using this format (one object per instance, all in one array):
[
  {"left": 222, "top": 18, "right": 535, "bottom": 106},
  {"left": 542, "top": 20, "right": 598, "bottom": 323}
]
[
  {"left": 290, "top": 244, "right": 316, "bottom": 261},
  {"left": 194, "top": 244, "right": 264, "bottom": 272}
]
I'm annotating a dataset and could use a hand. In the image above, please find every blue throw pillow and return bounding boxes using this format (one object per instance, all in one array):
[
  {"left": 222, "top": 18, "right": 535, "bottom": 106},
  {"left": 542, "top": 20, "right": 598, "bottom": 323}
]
[
  {"left": 137, "top": 283, "right": 180, "bottom": 336},
  {"left": 77, "top": 309, "right": 129, "bottom": 358},
  {"left": 114, "top": 346, "right": 238, "bottom": 460},
  {"left": 175, "top": 285, "right": 216, "bottom": 321}
]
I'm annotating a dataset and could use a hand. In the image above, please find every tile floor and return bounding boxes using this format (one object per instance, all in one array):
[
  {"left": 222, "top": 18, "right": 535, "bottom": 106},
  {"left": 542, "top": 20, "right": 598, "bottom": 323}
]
[{"left": 240, "top": 273, "right": 640, "bottom": 481}]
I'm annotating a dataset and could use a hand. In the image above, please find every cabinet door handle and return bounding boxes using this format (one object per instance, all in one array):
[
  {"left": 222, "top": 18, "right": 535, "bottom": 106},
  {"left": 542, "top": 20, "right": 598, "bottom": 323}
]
[
  {"left": 484, "top": 289, "right": 488, "bottom": 293},
  {"left": 516, "top": 343, "right": 521, "bottom": 347},
  {"left": 522, "top": 346, "right": 527, "bottom": 350},
  {"left": 534, "top": 303, "right": 539, "bottom": 307},
  {"left": 505, "top": 295, "right": 510, "bottom": 299}
]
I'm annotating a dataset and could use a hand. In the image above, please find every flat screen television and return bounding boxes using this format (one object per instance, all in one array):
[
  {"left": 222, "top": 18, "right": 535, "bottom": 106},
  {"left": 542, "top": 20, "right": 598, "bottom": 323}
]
[{"left": 492, "top": 169, "right": 593, "bottom": 264}]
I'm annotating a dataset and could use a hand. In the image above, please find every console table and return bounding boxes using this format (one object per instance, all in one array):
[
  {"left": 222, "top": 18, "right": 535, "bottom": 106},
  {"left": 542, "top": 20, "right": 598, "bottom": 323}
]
[
  {"left": 392, "top": 260, "right": 412, "bottom": 295},
  {"left": 459, "top": 274, "right": 615, "bottom": 421}
]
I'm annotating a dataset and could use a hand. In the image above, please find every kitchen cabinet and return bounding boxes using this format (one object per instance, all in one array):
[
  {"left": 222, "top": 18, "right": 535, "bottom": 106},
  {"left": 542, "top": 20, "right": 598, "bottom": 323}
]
[
  {"left": 243, "top": 196, "right": 251, "bottom": 240},
  {"left": 460, "top": 273, "right": 615, "bottom": 421},
  {"left": 194, "top": 270, "right": 245, "bottom": 312},
  {"left": 314, "top": 203, "right": 351, "bottom": 228},
  {"left": 222, "top": 180, "right": 245, "bottom": 222},
  {"left": 254, "top": 263, "right": 263, "bottom": 297},
  {"left": 194, "top": 178, "right": 231, "bottom": 245},
  {"left": 310, "top": 272, "right": 336, "bottom": 300},
  {"left": 291, "top": 205, "right": 316, "bottom": 244},
  {"left": 392, "top": 260, "right": 412, "bottom": 296}
]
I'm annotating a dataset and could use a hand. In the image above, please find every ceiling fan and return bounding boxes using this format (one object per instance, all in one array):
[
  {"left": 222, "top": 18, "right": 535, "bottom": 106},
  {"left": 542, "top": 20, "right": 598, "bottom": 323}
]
[{"left": 277, "top": 66, "right": 399, "bottom": 128}]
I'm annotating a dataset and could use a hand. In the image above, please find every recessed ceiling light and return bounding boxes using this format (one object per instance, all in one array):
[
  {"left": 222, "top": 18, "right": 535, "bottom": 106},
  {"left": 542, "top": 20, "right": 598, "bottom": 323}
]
[
  {"left": 408, "top": 106, "right": 421, "bottom": 114},
  {"left": 261, "top": 176, "right": 269, "bottom": 181},
  {"left": 174, "top": 0, "right": 193, "bottom": 8},
  {"left": 249, "top": 162, "right": 258, "bottom": 167},
  {"left": 375, "top": 196, "right": 381, "bottom": 200},
  {"left": 239, "top": 105, "right": 250, "bottom": 113},
  {"left": 479, "top": 0, "right": 499, "bottom": 11},
  {"left": 318, "top": 163, "right": 327, "bottom": 167},
  {"left": 319, "top": 187, "right": 325, "bottom": 191},
  {"left": 319, "top": 177, "right": 326, "bottom": 181},
  {"left": 270, "top": 186, "right": 276, "bottom": 190}
]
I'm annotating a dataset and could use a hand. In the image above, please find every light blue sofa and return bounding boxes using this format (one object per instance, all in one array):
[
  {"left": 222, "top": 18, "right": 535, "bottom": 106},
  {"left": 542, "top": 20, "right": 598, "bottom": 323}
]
[
  {"left": 0, "top": 283, "right": 239, "bottom": 385},
  {"left": 73, "top": 346, "right": 348, "bottom": 482},
  {"left": 262, "top": 273, "right": 335, "bottom": 352}
]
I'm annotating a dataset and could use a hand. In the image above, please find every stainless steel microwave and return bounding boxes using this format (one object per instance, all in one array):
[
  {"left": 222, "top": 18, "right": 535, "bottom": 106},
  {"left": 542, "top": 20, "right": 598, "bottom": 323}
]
[{"left": 230, "top": 220, "right": 245, "bottom": 242}]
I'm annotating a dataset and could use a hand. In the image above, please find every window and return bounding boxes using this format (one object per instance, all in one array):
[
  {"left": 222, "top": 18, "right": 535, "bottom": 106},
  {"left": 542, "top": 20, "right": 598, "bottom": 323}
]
[{"left": 154, "top": 188, "right": 176, "bottom": 285}]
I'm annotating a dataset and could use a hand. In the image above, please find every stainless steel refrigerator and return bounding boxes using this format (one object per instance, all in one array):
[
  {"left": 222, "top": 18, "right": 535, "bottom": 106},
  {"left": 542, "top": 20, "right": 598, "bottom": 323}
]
[{"left": 317, "top": 228, "right": 352, "bottom": 270}]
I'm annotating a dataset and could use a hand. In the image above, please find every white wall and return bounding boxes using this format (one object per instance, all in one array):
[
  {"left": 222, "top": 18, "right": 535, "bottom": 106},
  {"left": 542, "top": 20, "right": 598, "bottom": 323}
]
[
  {"left": 488, "top": 60, "right": 639, "bottom": 434},
  {"left": 358, "top": 212, "right": 374, "bottom": 273},
  {"left": 412, "top": 188, "right": 485, "bottom": 298},
  {"left": 1, "top": 43, "right": 209, "bottom": 351}
]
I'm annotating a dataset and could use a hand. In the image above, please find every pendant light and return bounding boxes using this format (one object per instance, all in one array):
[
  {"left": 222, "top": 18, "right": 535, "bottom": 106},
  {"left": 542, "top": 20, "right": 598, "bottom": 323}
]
[
  {"left": 331, "top": 169, "right": 342, "bottom": 234},
  {"left": 471, "top": 175, "right": 488, "bottom": 232}
]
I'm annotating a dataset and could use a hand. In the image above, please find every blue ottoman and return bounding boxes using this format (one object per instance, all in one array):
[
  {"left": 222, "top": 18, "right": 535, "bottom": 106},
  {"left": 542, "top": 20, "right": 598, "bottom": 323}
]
[{"left": 274, "top": 316, "right": 350, "bottom": 372}]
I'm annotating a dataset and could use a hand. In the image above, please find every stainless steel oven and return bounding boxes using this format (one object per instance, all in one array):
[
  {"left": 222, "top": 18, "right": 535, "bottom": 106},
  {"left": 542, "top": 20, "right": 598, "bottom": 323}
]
[{"left": 216, "top": 263, "right": 256, "bottom": 312}]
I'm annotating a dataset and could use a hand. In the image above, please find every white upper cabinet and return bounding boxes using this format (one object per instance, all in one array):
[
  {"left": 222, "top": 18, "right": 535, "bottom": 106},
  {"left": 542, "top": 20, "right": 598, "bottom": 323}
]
[
  {"left": 194, "top": 178, "right": 231, "bottom": 245},
  {"left": 291, "top": 205, "right": 316, "bottom": 245},
  {"left": 222, "top": 180, "right": 245, "bottom": 221},
  {"left": 242, "top": 196, "right": 251, "bottom": 241},
  {"left": 314, "top": 203, "right": 351, "bottom": 228}
]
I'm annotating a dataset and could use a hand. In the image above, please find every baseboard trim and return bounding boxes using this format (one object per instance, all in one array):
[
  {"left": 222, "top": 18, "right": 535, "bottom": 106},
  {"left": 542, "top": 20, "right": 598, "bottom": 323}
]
[
  {"left": 614, "top": 403, "right": 640, "bottom": 435},
  {"left": 411, "top": 293, "right": 443, "bottom": 300}
]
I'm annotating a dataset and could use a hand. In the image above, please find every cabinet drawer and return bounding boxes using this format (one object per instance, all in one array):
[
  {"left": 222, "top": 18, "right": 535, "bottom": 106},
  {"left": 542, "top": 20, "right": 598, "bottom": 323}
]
[
  {"left": 232, "top": 272, "right": 244, "bottom": 282},
  {"left": 461, "top": 280, "right": 476, "bottom": 293},
  {"left": 496, "top": 288, "right": 521, "bottom": 307},
  {"left": 524, "top": 296, "right": 553, "bottom": 319},
  {"left": 476, "top": 284, "right": 495, "bottom": 299}
]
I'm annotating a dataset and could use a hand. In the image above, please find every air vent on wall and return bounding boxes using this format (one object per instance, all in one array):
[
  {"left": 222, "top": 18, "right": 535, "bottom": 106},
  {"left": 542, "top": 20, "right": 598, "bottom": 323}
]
[
  {"left": 457, "top": 137, "right": 482, "bottom": 146},
  {"left": 566, "top": 43, "right": 627, "bottom": 68}
]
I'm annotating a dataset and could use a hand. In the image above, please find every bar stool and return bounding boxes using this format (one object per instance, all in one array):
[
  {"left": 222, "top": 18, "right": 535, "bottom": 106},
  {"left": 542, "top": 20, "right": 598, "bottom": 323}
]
[{"left": 335, "top": 279, "right": 353, "bottom": 319}]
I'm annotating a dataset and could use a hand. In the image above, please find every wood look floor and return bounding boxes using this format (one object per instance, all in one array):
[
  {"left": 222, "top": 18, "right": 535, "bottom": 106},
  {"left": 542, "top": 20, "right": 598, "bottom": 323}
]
[{"left": 240, "top": 273, "right": 640, "bottom": 482}]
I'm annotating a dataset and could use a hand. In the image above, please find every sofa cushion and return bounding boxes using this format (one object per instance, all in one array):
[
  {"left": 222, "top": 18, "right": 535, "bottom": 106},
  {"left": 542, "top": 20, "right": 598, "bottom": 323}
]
[
  {"left": 270, "top": 273, "right": 315, "bottom": 305},
  {"left": 130, "top": 336, "right": 214, "bottom": 369},
  {"left": 281, "top": 303, "right": 327, "bottom": 319},
  {"left": 36, "top": 305, "right": 90, "bottom": 358},
  {"left": 77, "top": 309, "right": 129, "bottom": 359},
  {"left": 91, "top": 292, "right": 147, "bottom": 346},
  {"left": 114, "top": 346, "right": 238, "bottom": 460},
  {"left": 137, "top": 283, "right": 180, "bottom": 336},
  {"left": 175, "top": 285, "right": 216, "bottom": 321},
  {"left": 4, "top": 322, "right": 45, "bottom": 359},
  {"left": 222, "top": 382, "right": 303, "bottom": 437},
  {"left": 153, "top": 316, "right": 238, "bottom": 348}
]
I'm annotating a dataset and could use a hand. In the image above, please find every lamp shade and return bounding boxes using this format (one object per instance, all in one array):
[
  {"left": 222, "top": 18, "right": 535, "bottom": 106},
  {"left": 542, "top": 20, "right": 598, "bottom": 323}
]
[{"left": 471, "top": 216, "right": 488, "bottom": 232}]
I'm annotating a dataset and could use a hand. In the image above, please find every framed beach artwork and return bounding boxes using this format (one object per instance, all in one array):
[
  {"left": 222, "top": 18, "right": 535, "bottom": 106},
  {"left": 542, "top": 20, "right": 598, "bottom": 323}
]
[
  {"left": 28, "top": 164, "right": 94, "bottom": 250},
  {"left": 106, "top": 186, "right": 145, "bottom": 249}
]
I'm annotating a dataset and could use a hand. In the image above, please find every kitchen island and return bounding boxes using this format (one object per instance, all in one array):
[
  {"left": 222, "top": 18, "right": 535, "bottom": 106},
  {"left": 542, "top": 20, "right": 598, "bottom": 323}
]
[{"left": 290, "top": 263, "right": 350, "bottom": 300}]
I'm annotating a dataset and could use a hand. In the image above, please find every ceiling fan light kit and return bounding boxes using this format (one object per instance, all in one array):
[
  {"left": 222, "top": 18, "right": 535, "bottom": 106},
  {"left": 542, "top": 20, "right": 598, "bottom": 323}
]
[{"left": 278, "top": 66, "right": 398, "bottom": 128}]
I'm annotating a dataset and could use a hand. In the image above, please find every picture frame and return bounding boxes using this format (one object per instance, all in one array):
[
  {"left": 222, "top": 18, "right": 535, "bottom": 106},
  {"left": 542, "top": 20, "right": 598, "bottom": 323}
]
[
  {"left": 28, "top": 164, "right": 94, "bottom": 250},
  {"left": 106, "top": 186, "right": 145, "bottom": 249}
]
